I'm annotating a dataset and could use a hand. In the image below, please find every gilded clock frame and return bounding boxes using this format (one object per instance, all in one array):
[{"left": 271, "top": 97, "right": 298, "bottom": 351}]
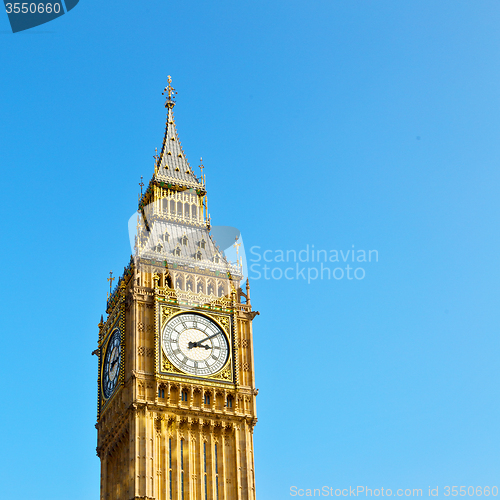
[
  {"left": 156, "top": 302, "right": 235, "bottom": 384},
  {"left": 98, "top": 306, "right": 125, "bottom": 415},
  {"left": 101, "top": 328, "right": 122, "bottom": 398}
]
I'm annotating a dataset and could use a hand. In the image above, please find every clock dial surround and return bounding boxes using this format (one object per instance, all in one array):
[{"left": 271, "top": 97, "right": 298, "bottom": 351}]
[
  {"left": 162, "top": 313, "right": 229, "bottom": 376},
  {"left": 102, "top": 329, "right": 121, "bottom": 399}
]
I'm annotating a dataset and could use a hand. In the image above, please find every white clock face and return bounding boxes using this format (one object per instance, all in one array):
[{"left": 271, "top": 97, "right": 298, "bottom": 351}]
[
  {"left": 102, "top": 329, "right": 121, "bottom": 399},
  {"left": 162, "top": 313, "right": 229, "bottom": 376}
]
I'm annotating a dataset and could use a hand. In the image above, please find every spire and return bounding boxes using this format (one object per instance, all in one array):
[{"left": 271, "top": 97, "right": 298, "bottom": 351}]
[{"left": 154, "top": 76, "right": 203, "bottom": 189}]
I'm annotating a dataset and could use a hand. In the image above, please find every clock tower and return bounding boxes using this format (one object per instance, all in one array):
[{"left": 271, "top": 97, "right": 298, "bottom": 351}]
[{"left": 95, "top": 78, "right": 259, "bottom": 500}]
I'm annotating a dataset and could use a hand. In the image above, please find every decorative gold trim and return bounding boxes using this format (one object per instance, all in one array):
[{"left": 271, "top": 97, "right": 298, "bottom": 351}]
[
  {"left": 100, "top": 328, "right": 121, "bottom": 404},
  {"left": 98, "top": 297, "right": 126, "bottom": 418},
  {"left": 157, "top": 306, "right": 234, "bottom": 383},
  {"left": 162, "top": 356, "right": 184, "bottom": 374},
  {"left": 160, "top": 303, "right": 179, "bottom": 329},
  {"left": 211, "top": 364, "right": 232, "bottom": 381}
]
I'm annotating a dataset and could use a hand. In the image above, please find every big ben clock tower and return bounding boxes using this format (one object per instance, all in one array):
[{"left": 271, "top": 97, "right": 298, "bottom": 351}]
[{"left": 95, "top": 78, "right": 259, "bottom": 500}]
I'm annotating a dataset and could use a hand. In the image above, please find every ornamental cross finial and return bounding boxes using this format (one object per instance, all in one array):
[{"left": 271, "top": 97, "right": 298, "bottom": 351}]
[
  {"left": 162, "top": 75, "right": 177, "bottom": 107},
  {"left": 139, "top": 175, "right": 144, "bottom": 196},
  {"left": 153, "top": 148, "right": 159, "bottom": 172},
  {"left": 199, "top": 157, "right": 204, "bottom": 180},
  {"left": 107, "top": 271, "right": 115, "bottom": 298}
]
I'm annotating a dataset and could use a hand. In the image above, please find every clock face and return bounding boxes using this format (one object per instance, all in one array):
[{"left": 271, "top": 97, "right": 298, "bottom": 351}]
[
  {"left": 162, "top": 313, "right": 229, "bottom": 376},
  {"left": 102, "top": 329, "right": 121, "bottom": 399}
]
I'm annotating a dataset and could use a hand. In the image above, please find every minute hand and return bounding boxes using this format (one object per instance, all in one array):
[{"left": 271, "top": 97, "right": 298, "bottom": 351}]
[{"left": 191, "top": 332, "right": 221, "bottom": 348}]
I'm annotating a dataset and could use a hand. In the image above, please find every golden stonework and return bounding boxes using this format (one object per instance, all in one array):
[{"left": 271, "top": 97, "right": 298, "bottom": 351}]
[
  {"left": 211, "top": 364, "right": 232, "bottom": 381},
  {"left": 96, "top": 83, "right": 258, "bottom": 500},
  {"left": 160, "top": 304, "right": 178, "bottom": 328},
  {"left": 162, "top": 356, "right": 184, "bottom": 375}
]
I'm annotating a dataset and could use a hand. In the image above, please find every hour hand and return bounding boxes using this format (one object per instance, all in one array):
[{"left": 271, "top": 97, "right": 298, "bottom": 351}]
[{"left": 188, "top": 341, "right": 211, "bottom": 349}]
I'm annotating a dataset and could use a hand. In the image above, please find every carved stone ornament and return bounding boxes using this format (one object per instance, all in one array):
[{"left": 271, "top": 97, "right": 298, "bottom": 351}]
[
  {"left": 160, "top": 305, "right": 178, "bottom": 328},
  {"left": 217, "top": 315, "right": 230, "bottom": 332},
  {"left": 162, "top": 356, "right": 184, "bottom": 374},
  {"left": 152, "top": 272, "right": 160, "bottom": 286},
  {"left": 138, "top": 346, "right": 154, "bottom": 357},
  {"left": 155, "top": 417, "right": 162, "bottom": 432},
  {"left": 211, "top": 364, "right": 232, "bottom": 381}
]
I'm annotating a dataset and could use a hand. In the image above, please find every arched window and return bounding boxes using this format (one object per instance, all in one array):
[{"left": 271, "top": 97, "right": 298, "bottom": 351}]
[
  {"left": 174, "top": 246, "right": 181, "bottom": 257},
  {"left": 204, "top": 393, "right": 210, "bottom": 405},
  {"left": 181, "top": 235, "right": 188, "bottom": 246},
  {"left": 226, "top": 395, "right": 233, "bottom": 408},
  {"left": 181, "top": 390, "right": 188, "bottom": 402},
  {"left": 165, "top": 273, "right": 173, "bottom": 288},
  {"left": 158, "top": 388, "right": 165, "bottom": 399},
  {"left": 196, "top": 251, "right": 202, "bottom": 261}
]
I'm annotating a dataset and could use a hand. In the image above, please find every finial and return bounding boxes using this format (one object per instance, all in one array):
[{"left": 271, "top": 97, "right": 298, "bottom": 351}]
[
  {"left": 153, "top": 147, "right": 159, "bottom": 174},
  {"left": 245, "top": 278, "right": 251, "bottom": 305},
  {"left": 233, "top": 236, "right": 241, "bottom": 256},
  {"left": 139, "top": 175, "right": 144, "bottom": 196},
  {"left": 199, "top": 157, "right": 204, "bottom": 182},
  {"left": 162, "top": 75, "right": 177, "bottom": 108},
  {"left": 107, "top": 271, "right": 115, "bottom": 300}
]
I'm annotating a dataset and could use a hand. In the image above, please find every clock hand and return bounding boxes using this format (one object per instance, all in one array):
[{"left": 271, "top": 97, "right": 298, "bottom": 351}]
[
  {"left": 188, "top": 341, "right": 212, "bottom": 349},
  {"left": 188, "top": 331, "right": 221, "bottom": 349},
  {"left": 199, "top": 331, "right": 220, "bottom": 343}
]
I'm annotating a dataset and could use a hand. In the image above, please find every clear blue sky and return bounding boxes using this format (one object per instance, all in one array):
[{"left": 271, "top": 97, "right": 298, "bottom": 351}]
[{"left": 1, "top": 1, "right": 500, "bottom": 498}]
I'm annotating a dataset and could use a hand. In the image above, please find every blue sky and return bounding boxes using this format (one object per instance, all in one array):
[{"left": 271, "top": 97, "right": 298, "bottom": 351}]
[{"left": 1, "top": 0, "right": 500, "bottom": 498}]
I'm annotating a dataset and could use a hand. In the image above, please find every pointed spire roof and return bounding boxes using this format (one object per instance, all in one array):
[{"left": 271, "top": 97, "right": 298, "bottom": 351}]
[{"left": 154, "top": 76, "right": 203, "bottom": 190}]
